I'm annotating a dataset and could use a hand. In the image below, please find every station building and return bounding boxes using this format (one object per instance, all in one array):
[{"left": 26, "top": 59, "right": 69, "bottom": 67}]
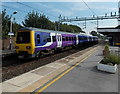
[{"left": 97, "top": 25, "right": 120, "bottom": 46}]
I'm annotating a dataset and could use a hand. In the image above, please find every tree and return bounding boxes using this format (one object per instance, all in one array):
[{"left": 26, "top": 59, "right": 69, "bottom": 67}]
[
  {"left": 22, "top": 10, "right": 84, "bottom": 33},
  {"left": 2, "top": 9, "right": 11, "bottom": 38},
  {"left": 90, "top": 31, "right": 98, "bottom": 36},
  {"left": 22, "top": 11, "right": 51, "bottom": 29},
  {"left": 90, "top": 30, "right": 105, "bottom": 39},
  {"left": 69, "top": 25, "right": 85, "bottom": 33},
  {"left": 12, "top": 22, "right": 22, "bottom": 37},
  {"left": 22, "top": 11, "right": 39, "bottom": 27}
]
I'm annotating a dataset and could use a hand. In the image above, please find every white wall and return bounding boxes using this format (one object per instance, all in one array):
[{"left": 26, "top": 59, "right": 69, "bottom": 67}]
[{"left": 97, "top": 29, "right": 119, "bottom": 33}]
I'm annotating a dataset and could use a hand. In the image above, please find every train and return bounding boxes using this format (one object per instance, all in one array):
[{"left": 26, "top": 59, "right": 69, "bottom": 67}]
[{"left": 15, "top": 27, "right": 98, "bottom": 59}]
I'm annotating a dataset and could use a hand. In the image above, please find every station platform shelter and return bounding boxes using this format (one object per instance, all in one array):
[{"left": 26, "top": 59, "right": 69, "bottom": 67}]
[{"left": 97, "top": 25, "right": 120, "bottom": 46}]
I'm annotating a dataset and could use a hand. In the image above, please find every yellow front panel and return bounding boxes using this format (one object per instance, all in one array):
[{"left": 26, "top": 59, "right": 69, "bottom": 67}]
[{"left": 15, "top": 31, "right": 35, "bottom": 54}]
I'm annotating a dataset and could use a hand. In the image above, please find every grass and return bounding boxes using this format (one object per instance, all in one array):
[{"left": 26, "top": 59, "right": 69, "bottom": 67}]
[{"left": 101, "top": 54, "right": 120, "bottom": 65}]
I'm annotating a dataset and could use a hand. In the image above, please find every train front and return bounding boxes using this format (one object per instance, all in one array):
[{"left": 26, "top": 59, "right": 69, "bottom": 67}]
[{"left": 15, "top": 29, "right": 35, "bottom": 59}]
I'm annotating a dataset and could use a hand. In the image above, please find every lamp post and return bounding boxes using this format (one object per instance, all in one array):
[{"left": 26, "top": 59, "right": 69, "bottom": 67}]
[{"left": 9, "top": 11, "right": 17, "bottom": 50}]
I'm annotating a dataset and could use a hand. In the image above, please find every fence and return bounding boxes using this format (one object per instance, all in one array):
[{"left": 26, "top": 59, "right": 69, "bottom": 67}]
[{"left": 1, "top": 37, "right": 15, "bottom": 50}]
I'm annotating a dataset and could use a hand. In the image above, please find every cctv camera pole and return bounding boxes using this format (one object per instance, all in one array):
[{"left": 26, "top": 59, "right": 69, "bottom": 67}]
[
  {"left": 9, "top": 17, "right": 12, "bottom": 50},
  {"left": 9, "top": 12, "right": 17, "bottom": 50}
]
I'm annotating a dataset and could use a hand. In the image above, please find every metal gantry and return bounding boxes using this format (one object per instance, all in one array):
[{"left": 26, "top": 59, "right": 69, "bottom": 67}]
[
  {"left": 58, "top": 13, "right": 120, "bottom": 29},
  {"left": 60, "top": 15, "right": 119, "bottom": 22}
]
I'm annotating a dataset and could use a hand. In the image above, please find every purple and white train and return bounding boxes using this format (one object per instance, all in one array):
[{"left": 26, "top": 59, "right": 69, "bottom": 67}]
[{"left": 15, "top": 27, "right": 98, "bottom": 58}]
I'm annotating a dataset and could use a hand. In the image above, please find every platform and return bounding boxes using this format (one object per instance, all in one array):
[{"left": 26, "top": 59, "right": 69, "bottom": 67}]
[
  {"left": 1, "top": 46, "right": 119, "bottom": 93},
  {"left": 1, "top": 49, "right": 16, "bottom": 57},
  {"left": 34, "top": 47, "right": 118, "bottom": 93}
]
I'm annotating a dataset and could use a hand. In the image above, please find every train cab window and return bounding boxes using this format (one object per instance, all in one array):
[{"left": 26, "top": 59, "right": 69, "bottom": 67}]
[
  {"left": 16, "top": 32, "right": 30, "bottom": 43},
  {"left": 47, "top": 37, "right": 51, "bottom": 42},
  {"left": 37, "top": 34, "right": 40, "bottom": 44},
  {"left": 66, "top": 37, "right": 68, "bottom": 41},
  {"left": 52, "top": 36, "right": 56, "bottom": 42}
]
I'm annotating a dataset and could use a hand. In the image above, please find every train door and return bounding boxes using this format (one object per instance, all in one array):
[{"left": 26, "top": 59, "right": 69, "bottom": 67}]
[
  {"left": 57, "top": 34, "right": 62, "bottom": 47},
  {"left": 76, "top": 35, "right": 79, "bottom": 45},
  {"left": 35, "top": 32, "right": 41, "bottom": 46}
]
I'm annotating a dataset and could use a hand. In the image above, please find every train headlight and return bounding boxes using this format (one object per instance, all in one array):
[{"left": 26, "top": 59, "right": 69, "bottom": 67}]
[
  {"left": 15, "top": 46, "right": 19, "bottom": 49},
  {"left": 26, "top": 46, "right": 31, "bottom": 49}
]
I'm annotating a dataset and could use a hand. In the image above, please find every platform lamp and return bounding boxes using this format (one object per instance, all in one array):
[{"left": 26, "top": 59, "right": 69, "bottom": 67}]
[{"left": 8, "top": 11, "right": 17, "bottom": 50}]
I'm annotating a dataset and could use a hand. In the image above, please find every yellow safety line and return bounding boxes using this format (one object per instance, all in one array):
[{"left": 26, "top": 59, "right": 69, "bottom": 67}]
[{"left": 35, "top": 48, "right": 97, "bottom": 94}]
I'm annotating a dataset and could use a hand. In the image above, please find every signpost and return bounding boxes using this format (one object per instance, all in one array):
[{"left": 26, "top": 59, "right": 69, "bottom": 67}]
[{"left": 8, "top": 32, "right": 14, "bottom": 50}]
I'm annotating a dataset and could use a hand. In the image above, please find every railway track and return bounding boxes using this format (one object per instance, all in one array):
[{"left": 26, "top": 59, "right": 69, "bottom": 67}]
[{"left": 2, "top": 44, "right": 98, "bottom": 82}]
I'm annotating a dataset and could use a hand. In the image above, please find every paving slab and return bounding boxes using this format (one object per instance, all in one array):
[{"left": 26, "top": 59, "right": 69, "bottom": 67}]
[
  {"left": 32, "top": 66, "right": 56, "bottom": 76},
  {"left": 2, "top": 82, "right": 20, "bottom": 92},
  {"left": 45, "top": 62, "right": 64, "bottom": 69},
  {"left": 18, "top": 65, "right": 70, "bottom": 92},
  {"left": 5, "top": 73, "right": 43, "bottom": 87}
]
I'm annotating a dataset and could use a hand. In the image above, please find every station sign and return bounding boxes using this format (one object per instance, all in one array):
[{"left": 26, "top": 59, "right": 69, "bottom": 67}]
[{"left": 8, "top": 32, "right": 14, "bottom": 36}]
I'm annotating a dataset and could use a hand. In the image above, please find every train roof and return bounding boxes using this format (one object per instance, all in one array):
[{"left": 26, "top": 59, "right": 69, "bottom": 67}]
[
  {"left": 19, "top": 27, "right": 97, "bottom": 38},
  {"left": 19, "top": 27, "right": 77, "bottom": 35}
]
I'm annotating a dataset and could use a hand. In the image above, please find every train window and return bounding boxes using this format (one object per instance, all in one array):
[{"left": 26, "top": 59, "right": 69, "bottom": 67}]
[
  {"left": 83, "top": 37, "right": 85, "bottom": 40},
  {"left": 62, "top": 36, "right": 65, "bottom": 41},
  {"left": 89, "top": 37, "right": 92, "bottom": 41},
  {"left": 81, "top": 37, "right": 83, "bottom": 40},
  {"left": 79, "top": 36, "right": 82, "bottom": 40},
  {"left": 37, "top": 34, "right": 40, "bottom": 44},
  {"left": 57, "top": 36, "right": 59, "bottom": 41},
  {"left": 66, "top": 37, "right": 68, "bottom": 41},
  {"left": 69, "top": 37, "right": 71, "bottom": 41},
  {"left": 47, "top": 37, "right": 51, "bottom": 42},
  {"left": 72, "top": 37, "right": 74, "bottom": 41},
  {"left": 43, "top": 39, "right": 46, "bottom": 42},
  {"left": 52, "top": 36, "right": 56, "bottom": 42},
  {"left": 60, "top": 36, "right": 61, "bottom": 41},
  {"left": 74, "top": 37, "right": 76, "bottom": 41}
]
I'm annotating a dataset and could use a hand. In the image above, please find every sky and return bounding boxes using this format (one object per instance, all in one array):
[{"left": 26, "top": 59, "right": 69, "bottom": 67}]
[{"left": 1, "top": 0, "right": 120, "bottom": 34}]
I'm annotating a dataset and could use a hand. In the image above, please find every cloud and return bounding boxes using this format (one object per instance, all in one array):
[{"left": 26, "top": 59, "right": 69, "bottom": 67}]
[
  {"left": 33, "top": 2, "right": 53, "bottom": 9},
  {"left": 90, "top": 5, "right": 118, "bottom": 12},
  {"left": 52, "top": 8, "right": 74, "bottom": 16},
  {"left": 2, "top": 2, "right": 16, "bottom": 8},
  {"left": 70, "top": 2, "right": 118, "bottom": 13},
  {"left": 70, "top": 2, "right": 87, "bottom": 11},
  {"left": 98, "top": 7, "right": 117, "bottom": 11}
]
